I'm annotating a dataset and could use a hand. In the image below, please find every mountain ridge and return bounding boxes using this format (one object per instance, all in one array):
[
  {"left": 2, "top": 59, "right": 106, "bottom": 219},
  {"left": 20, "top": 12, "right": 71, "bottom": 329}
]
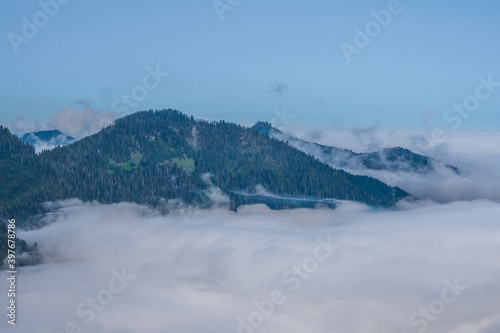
[
  {"left": 19, "top": 129, "right": 76, "bottom": 151},
  {"left": 1, "top": 109, "right": 410, "bottom": 227},
  {"left": 251, "top": 122, "right": 460, "bottom": 175}
]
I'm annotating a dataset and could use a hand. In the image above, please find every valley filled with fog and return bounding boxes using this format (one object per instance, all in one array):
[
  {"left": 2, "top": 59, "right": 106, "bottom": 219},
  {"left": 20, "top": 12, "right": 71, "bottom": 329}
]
[{"left": 2, "top": 196, "right": 499, "bottom": 332}]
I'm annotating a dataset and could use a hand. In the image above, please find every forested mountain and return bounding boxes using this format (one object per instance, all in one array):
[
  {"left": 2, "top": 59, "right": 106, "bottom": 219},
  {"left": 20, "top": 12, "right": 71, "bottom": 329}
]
[
  {"left": 0, "top": 126, "right": 54, "bottom": 219},
  {"left": 252, "top": 122, "right": 460, "bottom": 174},
  {"left": 0, "top": 127, "right": 44, "bottom": 266},
  {"left": 20, "top": 129, "right": 76, "bottom": 147},
  {"left": 0, "top": 110, "right": 409, "bottom": 228}
]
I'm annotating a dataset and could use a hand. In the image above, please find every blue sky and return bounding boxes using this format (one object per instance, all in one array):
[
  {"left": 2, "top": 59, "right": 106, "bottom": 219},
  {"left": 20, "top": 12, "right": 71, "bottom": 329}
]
[{"left": 1, "top": 0, "right": 500, "bottom": 133}]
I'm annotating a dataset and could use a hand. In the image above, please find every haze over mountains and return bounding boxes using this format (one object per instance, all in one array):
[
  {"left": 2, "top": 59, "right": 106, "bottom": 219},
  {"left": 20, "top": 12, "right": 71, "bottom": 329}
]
[
  {"left": 251, "top": 122, "right": 481, "bottom": 203},
  {"left": 252, "top": 122, "right": 460, "bottom": 175}
]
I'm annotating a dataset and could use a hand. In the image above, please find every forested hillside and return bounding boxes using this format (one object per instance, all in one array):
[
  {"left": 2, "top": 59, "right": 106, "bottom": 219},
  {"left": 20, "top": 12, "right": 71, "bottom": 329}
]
[
  {"left": 1, "top": 109, "right": 409, "bottom": 227},
  {"left": 0, "top": 126, "right": 56, "bottom": 221}
]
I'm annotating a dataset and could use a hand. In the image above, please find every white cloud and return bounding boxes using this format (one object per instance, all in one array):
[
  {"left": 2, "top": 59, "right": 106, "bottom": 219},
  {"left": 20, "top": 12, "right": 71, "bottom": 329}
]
[
  {"left": 448, "top": 314, "right": 500, "bottom": 333},
  {"left": 47, "top": 106, "right": 117, "bottom": 139},
  {"left": 1, "top": 199, "right": 499, "bottom": 332},
  {"left": 345, "top": 159, "right": 500, "bottom": 204},
  {"left": 22, "top": 132, "right": 76, "bottom": 153},
  {"left": 0, "top": 117, "right": 44, "bottom": 136}
]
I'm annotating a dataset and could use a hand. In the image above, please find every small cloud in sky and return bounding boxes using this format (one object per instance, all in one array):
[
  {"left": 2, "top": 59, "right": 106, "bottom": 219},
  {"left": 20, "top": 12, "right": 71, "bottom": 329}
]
[
  {"left": 48, "top": 106, "right": 118, "bottom": 139},
  {"left": 75, "top": 99, "right": 92, "bottom": 108},
  {"left": 268, "top": 81, "right": 288, "bottom": 95},
  {"left": 1, "top": 117, "right": 44, "bottom": 135}
]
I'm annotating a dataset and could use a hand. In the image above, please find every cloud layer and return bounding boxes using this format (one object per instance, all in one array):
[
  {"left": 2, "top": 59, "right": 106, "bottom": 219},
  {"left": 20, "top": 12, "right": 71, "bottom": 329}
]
[{"left": 1, "top": 199, "right": 499, "bottom": 333}]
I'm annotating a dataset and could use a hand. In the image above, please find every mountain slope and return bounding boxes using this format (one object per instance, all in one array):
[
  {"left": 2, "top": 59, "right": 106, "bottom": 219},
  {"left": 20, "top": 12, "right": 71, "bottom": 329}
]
[
  {"left": 1, "top": 110, "right": 410, "bottom": 226},
  {"left": 0, "top": 126, "right": 54, "bottom": 219},
  {"left": 0, "top": 126, "right": 44, "bottom": 265},
  {"left": 252, "top": 122, "right": 459, "bottom": 174},
  {"left": 44, "top": 110, "right": 408, "bottom": 205}
]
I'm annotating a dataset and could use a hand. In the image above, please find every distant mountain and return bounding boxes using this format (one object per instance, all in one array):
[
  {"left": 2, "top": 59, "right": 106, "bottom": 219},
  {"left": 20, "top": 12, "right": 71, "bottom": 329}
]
[
  {"left": 20, "top": 130, "right": 76, "bottom": 151},
  {"left": 0, "top": 110, "right": 409, "bottom": 227},
  {"left": 252, "top": 122, "right": 460, "bottom": 175}
]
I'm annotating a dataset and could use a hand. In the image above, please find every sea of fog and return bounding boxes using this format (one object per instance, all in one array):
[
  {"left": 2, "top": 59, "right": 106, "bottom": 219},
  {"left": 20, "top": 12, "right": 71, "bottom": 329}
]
[{"left": 1, "top": 198, "right": 499, "bottom": 333}]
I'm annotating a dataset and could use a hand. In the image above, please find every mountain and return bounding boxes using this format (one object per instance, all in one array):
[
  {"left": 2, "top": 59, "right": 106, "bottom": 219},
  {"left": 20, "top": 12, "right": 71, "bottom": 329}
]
[
  {"left": 252, "top": 122, "right": 460, "bottom": 175},
  {"left": 0, "top": 110, "right": 409, "bottom": 227},
  {"left": 0, "top": 127, "right": 43, "bottom": 266},
  {"left": 20, "top": 130, "right": 76, "bottom": 151},
  {"left": 0, "top": 126, "right": 49, "bottom": 218}
]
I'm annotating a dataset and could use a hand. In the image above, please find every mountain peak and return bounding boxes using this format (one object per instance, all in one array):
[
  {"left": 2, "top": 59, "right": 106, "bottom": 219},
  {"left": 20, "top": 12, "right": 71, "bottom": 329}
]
[
  {"left": 20, "top": 129, "right": 76, "bottom": 148},
  {"left": 250, "top": 121, "right": 281, "bottom": 135}
]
